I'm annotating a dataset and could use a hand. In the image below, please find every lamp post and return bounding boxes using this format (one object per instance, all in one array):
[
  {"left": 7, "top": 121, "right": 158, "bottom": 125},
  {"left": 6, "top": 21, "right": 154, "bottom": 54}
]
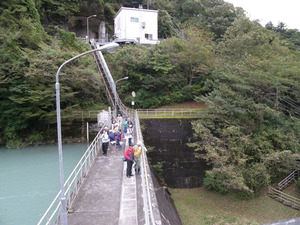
[
  {"left": 55, "top": 42, "right": 119, "bottom": 225},
  {"left": 86, "top": 14, "right": 97, "bottom": 43},
  {"left": 114, "top": 76, "right": 129, "bottom": 118},
  {"left": 131, "top": 91, "right": 136, "bottom": 111}
]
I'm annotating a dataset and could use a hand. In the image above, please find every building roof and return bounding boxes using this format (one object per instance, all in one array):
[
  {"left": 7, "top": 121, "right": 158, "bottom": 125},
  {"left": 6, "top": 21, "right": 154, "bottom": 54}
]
[{"left": 114, "top": 7, "right": 158, "bottom": 20}]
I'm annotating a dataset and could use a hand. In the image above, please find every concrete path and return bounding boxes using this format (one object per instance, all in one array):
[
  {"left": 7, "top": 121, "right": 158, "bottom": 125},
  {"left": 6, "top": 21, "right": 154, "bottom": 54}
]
[{"left": 67, "top": 144, "right": 138, "bottom": 225}]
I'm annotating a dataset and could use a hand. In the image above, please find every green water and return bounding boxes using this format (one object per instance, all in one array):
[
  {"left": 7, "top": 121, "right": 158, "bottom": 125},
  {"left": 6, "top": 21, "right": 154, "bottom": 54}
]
[{"left": 0, "top": 143, "right": 87, "bottom": 225}]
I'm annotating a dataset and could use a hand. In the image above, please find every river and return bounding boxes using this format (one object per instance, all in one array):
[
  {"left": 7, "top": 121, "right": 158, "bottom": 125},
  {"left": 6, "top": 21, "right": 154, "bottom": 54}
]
[{"left": 0, "top": 143, "right": 87, "bottom": 225}]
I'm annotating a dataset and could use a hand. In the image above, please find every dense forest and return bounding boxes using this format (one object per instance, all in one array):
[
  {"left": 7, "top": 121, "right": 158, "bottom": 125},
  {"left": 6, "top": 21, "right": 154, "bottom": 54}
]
[{"left": 1, "top": 0, "right": 300, "bottom": 197}]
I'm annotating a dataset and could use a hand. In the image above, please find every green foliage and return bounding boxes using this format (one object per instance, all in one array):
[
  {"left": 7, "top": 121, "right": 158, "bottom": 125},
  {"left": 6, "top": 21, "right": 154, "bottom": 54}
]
[
  {"left": 170, "top": 0, "right": 243, "bottom": 40},
  {"left": 266, "top": 21, "right": 300, "bottom": 51},
  {"left": 26, "top": 132, "right": 44, "bottom": 144},
  {"left": 152, "top": 162, "right": 164, "bottom": 177},
  {"left": 263, "top": 151, "right": 300, "bottom": 181},
  {"left": 203, "top": 170, "right": 229, "bottom": 194},
  {"left": 0, "top": 1, "right": 103, "bottom": 147},
  {"left": 57, "top": 28, "right": 86, "bottom": 51},
  {"left": 35, "top": 0, "right": 80, "bottom": 24},
  {"left": 106, "top": 26, "right": 215, "bottom": 108},
  {"left": 189, "top": 16, "right": 300, "bottom": 197}
]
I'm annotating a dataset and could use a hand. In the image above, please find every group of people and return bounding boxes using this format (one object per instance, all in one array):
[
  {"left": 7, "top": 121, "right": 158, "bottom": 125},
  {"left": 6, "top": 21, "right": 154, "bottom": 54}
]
[
  {"left": 99, "top": 113, "right": 145, "bottom": 178},
  {"left": 100, "top": 114, "right": 131, "bottom": 156},
  {"left": 100, "top": 127, "right": 122, "bottom": 156}
]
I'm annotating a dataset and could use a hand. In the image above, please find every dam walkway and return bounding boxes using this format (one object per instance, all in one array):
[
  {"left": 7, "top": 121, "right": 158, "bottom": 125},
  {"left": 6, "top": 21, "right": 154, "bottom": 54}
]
[
  {"left": 67, "top": 145, "right": 141, "bottom": 225},
  {"left": 37, "top": 112, "right": 180, "bottom": 225}
]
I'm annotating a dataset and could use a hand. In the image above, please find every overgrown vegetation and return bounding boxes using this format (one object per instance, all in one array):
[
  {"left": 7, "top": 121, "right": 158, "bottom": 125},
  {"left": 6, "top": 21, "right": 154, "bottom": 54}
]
[
  {"left": 0, "top": 0, "right": 299, "bottom": 200},
  {"left": 188, "top": 18, "right": 300, "bottom": 198},
  {"left": 0, "top": 0, "right": 103, "bottom": 147}
]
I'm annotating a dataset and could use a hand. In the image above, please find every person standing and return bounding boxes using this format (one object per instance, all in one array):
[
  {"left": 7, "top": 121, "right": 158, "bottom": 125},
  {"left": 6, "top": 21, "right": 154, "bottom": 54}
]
[
  {"left": 127, "top": 118, "right": 133, "bottom": 128},
  {"left": 127, "top": 124, "right": 133, "bottom": 146},
  {"left": 124, "top": 144, "right": 134, "bottom": 178},
  {"left": 134, "top": 141, "right": 145, "bottom": 175},
  {"left": 100, "top": 129, "right": 109, "bottom": 156},
  {"left": 115, "top": 129, "right": 122, "bottom": 151},
  {"left": 117, "top": 114, "right": 123, "bottom": 128},
  {"left": 108, "top": 130, "right": 116, "bottom": 153},
  {"left": 123, "top": 118, "right": 128, "bottom": 134}
]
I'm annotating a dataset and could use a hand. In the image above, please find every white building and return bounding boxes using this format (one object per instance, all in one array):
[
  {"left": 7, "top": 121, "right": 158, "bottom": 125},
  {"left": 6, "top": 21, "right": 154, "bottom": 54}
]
[{"left": 114, "top": 7, "right": 159, "bottom": 45}]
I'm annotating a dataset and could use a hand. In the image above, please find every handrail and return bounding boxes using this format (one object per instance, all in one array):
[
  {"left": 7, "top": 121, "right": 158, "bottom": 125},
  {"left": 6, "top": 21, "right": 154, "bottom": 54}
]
[
  {"left": 92, "top": 51, "right": 115, "bottom": 106},
  {"left": 137, "top": 108, "right": 207, "bottom": 118},
  {"left": 278, "top": 170, "right": 298, "bottom": 190},
  {"left": 269, "top": 170, "right": 300, "bottom": 210},
  {"left": 269, "top": 186, "right": 300, "bottom": 208},
  {"left": 90, "top": 40, "right": 131, "bottom": 118},
  {"left": 134, "top": 111, "right": 162, "bottom": 225},
  {"left": 37, "top": 123, "right": 107, "bottom": 225}
]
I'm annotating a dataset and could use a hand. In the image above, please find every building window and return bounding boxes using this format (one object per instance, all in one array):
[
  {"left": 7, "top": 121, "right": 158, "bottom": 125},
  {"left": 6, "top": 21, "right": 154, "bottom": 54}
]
[
  {"left": 145, "top": 33, "right": 153, "bottom": 40},
  {"left": 130, "top": 17, "right": 139, "bottom": 22}
]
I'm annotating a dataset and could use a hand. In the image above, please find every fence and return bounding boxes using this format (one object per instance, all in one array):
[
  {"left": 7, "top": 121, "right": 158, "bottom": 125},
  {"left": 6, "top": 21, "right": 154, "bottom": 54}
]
[
  {"left": 69, "top": 108, "right": 206, "bottom": 120},
  {"left": 71, "top": 110, "right": 102, "bottom": 118},
  {"left": 137, "top": 108, "right": 207, "bottom": 119},
  {"left": 269, "top": 186, "right": 300, "bottom": 210},
  {"left": 134, "top": 111, "right": 162, "bottom": 225},
  {"left": 37, "top": 124, "right": 106, "bottom": 225},
  {"left": 268, "top": 170, "right": 300, "bottom": 210},
  {"left": 278, "top": 170, "right": 299, "bottom": 190}
]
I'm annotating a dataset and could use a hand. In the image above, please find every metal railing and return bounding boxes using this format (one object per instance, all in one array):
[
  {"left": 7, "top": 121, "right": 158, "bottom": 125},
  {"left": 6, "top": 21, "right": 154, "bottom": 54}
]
[
  {"left": 72, "top": 110, "right": 102, "bottom": 117},
  {"left": 137, "top": 108, "right": 207, "bottom": 118},
  {"left": 268, "top": 170, "right": 300, "bottom": 210},
  {"left": 37, "top": 124, "right": 107, "bottom": 225},
  {"left": 278, "top": 170, "right": 299, "bottom": 190},
  {"left": 134, "top": 111, "right": 162, "bottom": 225},
  {"left": 90, "top": 40, "right": 130, "bottom": 118}
]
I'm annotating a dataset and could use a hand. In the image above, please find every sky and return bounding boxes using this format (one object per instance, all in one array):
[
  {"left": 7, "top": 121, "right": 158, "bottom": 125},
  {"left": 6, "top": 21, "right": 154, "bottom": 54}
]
[{"left": 226, "top": 0, "right": 300, "bottom": 30}]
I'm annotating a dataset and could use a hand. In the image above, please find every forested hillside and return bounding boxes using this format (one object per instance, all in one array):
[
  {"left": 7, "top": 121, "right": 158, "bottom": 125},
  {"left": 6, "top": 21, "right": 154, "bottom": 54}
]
[{"left": 1, "top": 0, "right": 300, "bottom": 197}]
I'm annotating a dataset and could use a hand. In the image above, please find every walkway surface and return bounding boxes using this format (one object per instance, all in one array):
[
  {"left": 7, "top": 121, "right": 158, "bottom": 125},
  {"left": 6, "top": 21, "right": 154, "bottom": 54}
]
[{"left": 67, "top": 144, "right": 138, "bottom": 225}]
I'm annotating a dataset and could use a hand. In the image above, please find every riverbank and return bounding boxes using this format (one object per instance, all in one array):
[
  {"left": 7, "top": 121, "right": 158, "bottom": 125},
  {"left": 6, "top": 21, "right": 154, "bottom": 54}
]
[{"left": 1, "top": 119, "right": 99, "bottom": 149}]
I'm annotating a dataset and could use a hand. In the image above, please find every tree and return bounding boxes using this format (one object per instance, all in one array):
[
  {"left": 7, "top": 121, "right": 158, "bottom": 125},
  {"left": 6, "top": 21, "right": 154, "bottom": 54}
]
[
  {"left": 189, "top": 17, "right": 300, "bottom": 197},
  {"left": 159, "top": 25, "right": 216, "bottom": 86},
  {"left": 266, "top": 21, "right": 300, "bottom": 51},
  {"left": 0, "top": 1, "right": 103, "bottom": 147},
  {"left": 158, "top": 10, "right": 176, "bottom": 39},
  {"left": 171, "top": 0, "right": 243, "bottom": 40}
]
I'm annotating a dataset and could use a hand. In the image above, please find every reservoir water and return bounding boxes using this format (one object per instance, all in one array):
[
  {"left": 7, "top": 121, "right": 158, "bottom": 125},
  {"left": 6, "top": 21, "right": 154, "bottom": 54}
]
[{"left": 0, "top": 143, "right": 87, "bottom": 225}]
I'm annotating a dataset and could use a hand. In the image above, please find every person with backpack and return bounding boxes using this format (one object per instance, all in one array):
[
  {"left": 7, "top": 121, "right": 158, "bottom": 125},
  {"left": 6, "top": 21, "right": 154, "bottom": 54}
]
[{"left": 134, "top": 141, "right": 145, "bottom": 175}]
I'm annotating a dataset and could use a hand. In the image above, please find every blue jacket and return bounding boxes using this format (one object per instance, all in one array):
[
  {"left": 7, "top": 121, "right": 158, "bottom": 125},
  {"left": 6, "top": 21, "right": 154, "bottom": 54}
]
[{"left": 109, "top": 132, "right": 115, "bottom": 141}]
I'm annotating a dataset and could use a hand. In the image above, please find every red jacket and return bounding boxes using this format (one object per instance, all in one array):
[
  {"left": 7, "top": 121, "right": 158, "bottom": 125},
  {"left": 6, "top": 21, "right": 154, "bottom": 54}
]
[{"left": 124, "top": 146, "right": 134, "bottom": 161}]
